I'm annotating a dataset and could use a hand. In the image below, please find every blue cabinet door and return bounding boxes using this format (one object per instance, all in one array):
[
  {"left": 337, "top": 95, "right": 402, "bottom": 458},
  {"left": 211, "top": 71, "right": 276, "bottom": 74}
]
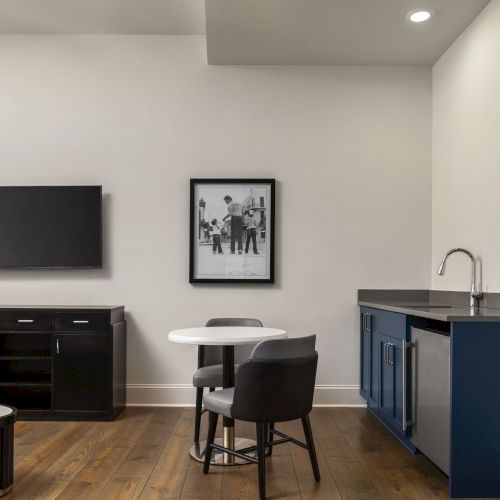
[
  {"left": 359, "top": 311, "right": 371, "bottom": 401},
  {"left": 360, "top": 310, "right": 370, "bottom": 400},
  {"left": 360, "top": 307, "right": 411, "bottom": 434},
  {"left": 360, "top": 309, "right": 378, "bottom": 409},
  {"left": 375, "top": 331, "right": 406, "bottom": 433}
]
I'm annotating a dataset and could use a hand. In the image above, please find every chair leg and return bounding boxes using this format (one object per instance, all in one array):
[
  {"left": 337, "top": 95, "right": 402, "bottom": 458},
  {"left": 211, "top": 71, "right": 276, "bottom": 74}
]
[
  {"left": 301, "top": 414, "right": 320, "bottom": 482},
  {"left": 268, "top": 422, "right": 274, "bottom": 456},
  {"left": 194, "top": 387, "right": 204, "bottom": 443},
  {"left": 203, "top": 412, "right": 218, "bottom": 474},
  {"left": 256, "top": 423, "right": 267, "bottom": 499}
]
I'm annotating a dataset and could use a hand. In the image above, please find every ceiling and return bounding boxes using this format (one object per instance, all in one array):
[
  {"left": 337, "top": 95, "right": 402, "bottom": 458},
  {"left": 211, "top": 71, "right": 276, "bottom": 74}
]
[
  {"left": 0, "top": 0, "right": 491, "bottom": 65},
  {"left": 205, "top": 0, "right": 491, "bottom": 65},
  {"left": 0, "top": 0, "right": 205, "bottom": 34}
]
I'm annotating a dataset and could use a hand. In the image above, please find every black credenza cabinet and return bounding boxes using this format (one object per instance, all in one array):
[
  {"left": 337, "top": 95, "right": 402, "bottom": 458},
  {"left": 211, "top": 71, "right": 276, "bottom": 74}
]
[{"left": 0, "top": 306, "right": 125, "bottom": 421}]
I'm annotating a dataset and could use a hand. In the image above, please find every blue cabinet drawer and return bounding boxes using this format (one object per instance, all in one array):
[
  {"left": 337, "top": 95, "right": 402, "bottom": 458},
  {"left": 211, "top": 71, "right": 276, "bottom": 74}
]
[{"left": 363, "top": 307, "right": 407, "bottom": 340}]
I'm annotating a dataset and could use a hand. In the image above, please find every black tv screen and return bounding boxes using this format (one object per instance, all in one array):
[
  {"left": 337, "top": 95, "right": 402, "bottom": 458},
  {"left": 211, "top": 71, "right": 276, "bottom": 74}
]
[{"left": 0, "top": 186, "right": 102, "bottom": 268}]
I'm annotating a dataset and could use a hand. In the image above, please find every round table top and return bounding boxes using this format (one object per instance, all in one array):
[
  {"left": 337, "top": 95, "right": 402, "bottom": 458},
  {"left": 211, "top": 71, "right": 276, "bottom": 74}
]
[
  {"left": 0, "top": 405, "right": 14, "bottom": 418},
  {"left": 168, "top": 327, "right": 287, "bottom": 345}
]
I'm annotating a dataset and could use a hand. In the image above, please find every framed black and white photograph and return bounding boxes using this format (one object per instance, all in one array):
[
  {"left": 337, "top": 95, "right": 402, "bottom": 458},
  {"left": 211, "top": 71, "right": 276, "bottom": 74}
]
[{"left": 190, "top": 179, "right": 275, "bottom": 283}]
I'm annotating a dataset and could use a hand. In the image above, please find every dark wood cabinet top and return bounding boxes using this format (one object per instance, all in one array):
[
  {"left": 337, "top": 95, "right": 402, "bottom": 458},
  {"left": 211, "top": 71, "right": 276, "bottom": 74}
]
[
  {"left": 0, "top": 305, "right": 123, "bottom": 311},
  {"left": 0, "top": 306, "right": 125, "bottom": 325}
]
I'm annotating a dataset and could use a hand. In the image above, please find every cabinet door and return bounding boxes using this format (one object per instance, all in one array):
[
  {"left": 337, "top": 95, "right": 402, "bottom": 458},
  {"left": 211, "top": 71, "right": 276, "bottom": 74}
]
[
  {"left": 377, "top": 332, "right": 405, "bottom": 431},
  {"left": 360, "top": 311, "right": 370, "bottom": 400},
  {"left": 369, "top": 320, "right": 380, "bottom": 411},
  {"left": 360, "top": 310, "right": 378, "bottom": 409},
  {"left": 53, "top": 334, "right": 109, "bottom": 412}
]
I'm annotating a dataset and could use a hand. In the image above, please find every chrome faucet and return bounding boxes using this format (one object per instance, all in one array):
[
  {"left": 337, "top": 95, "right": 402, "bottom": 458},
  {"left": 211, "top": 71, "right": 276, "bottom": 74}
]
[{"left": 437, "top": 248, "right": 483, "bottom": 309}]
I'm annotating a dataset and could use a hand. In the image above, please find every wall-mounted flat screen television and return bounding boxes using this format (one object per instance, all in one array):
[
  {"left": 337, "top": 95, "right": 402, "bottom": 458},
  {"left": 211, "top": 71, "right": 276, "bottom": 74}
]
[{"left": 0, "top": 186, "right": 102, "bottom": 268}]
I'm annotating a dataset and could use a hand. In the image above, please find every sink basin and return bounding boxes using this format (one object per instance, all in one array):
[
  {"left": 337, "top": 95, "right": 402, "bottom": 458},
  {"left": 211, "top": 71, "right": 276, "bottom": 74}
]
[{"left": 404, "top": 305, "right": 454, "bottom": 309}]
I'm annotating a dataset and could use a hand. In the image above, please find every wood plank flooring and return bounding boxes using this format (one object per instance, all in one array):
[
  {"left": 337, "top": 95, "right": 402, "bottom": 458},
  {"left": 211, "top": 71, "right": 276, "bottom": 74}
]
[{"left": 5, "top": 407, "right": 461, "bottom": 499}]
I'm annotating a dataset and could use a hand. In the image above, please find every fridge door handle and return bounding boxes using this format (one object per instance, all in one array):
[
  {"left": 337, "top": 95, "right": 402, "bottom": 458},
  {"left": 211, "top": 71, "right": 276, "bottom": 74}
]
[
  {"left": 402, "top": 339, "right": 410, "bottom": 430},
  {"left": 410, "top": 341, "right": 417, "bottom": 427}
]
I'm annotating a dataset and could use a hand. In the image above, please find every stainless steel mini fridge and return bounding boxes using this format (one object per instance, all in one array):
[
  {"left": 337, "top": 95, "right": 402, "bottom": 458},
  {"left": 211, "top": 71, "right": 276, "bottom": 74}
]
[{"left": 410, "top": 327, "right": 450, "bottom": 475}]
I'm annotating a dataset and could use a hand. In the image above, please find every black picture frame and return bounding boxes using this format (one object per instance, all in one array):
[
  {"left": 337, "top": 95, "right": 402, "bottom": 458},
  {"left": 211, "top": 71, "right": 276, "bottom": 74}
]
[{"left": 189, "top": 178, "right": 275, "bottom": 283}]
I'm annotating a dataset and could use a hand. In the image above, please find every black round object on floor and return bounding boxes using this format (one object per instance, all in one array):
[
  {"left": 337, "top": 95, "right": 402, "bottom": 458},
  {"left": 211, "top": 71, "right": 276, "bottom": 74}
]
[{"left": 0, "top": 405, "right": 16, "bottom": 497}]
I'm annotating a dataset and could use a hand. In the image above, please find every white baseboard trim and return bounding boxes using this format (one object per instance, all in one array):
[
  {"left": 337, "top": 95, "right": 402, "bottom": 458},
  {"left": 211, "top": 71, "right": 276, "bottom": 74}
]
[{"left": 126, "top": 383, "right": 365, "bottom": 408}]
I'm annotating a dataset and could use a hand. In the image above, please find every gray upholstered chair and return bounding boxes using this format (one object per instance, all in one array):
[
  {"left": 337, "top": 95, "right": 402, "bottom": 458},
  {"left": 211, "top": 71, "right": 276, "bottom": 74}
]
[
  {"left": 202, "top": 335, "right": 320, "bottom": 500},
  {"left": 192, "top": 318, "right": 263, "bottom": 443}
]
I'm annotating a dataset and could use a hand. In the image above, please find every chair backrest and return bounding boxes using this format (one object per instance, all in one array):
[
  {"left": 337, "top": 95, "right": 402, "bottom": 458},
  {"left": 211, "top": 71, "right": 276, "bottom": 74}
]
[
  {"left": 206, "top": 318, "right": 263, "bottom": 328},
  {"left": 232, "top": 335, "right": 318, "bottom": 423},
  {"left": 199, "top": 318, "right": 263, "bottom": 367},
  {"left": 250, "top": 335, "right": 316, "bottom": 360}
]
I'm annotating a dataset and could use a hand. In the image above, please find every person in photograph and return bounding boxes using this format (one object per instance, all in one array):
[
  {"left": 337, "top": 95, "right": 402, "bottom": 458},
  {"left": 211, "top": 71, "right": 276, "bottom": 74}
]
[
  {"left": 244, "top": 209, "right": 259, "bottom": 254},
  {"left": 223, "top": 195, "right": 243, "bottom": 254},
  {"left": 210, "top": 219, "right": 223, "bottom": 255}
]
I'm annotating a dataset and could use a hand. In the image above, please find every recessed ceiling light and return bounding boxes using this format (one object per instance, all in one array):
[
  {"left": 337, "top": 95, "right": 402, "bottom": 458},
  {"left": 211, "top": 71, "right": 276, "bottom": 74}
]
[{"left": 408, "top": 10, "right": 433, "bottom": 23}]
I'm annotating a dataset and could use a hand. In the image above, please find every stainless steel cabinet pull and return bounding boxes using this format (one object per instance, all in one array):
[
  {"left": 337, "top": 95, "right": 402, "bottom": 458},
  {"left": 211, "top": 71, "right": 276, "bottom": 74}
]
[
  {"left": 385, "top": 343, "right": 393, "bottom": 366},
  {"left": 17, "top": 319, "right": 34, "bottom": 323},
  {"left": 72, "top": 320, "right": 89, "bottom": 324},
  {"left": 389, "top": 343, "right": 394, "bottom": 366},
  {"left": 366, "top": 313, "right": 371, "bottom": 333},
  {"left": 56, "top": 338, "right": 60, "bottom": 354}
]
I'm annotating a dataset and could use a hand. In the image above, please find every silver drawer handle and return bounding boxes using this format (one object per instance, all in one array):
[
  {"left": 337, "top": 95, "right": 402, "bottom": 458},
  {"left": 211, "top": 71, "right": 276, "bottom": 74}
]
[
  {"left": 73, "top": 320, "right": 89, "bottom": 324},
  {"left": 18, "top": 319, "right": 34, "bottom": 323}
]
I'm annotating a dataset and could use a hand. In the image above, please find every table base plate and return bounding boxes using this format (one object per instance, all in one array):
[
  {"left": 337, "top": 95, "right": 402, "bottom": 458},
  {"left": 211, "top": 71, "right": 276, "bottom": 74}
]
[
  {"left": 0, "top": 486, "right": 12, "bottom": 497},
  {"left": 190, "top": 438, "right": 257, "bottom": 466}
]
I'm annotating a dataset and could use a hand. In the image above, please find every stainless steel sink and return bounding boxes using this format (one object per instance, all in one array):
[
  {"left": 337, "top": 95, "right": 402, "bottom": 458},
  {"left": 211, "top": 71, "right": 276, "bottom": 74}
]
[{"left": 404, "top": 305, "right": 454, "bottom": 309}]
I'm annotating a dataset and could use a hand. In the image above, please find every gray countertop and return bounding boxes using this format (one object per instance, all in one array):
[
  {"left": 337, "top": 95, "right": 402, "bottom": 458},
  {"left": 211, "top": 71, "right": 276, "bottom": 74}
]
[{"left": 358, "top": 290, "right": 500, "bottom": 322}]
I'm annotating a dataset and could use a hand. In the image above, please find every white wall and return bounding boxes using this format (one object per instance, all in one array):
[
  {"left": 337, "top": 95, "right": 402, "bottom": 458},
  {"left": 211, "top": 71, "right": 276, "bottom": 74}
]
[
  {"left": 0, "top": 35, "right": 432, "bottom": 405},
  {"left": 432, "top": 0, "right": 500, "bottom": 292}
]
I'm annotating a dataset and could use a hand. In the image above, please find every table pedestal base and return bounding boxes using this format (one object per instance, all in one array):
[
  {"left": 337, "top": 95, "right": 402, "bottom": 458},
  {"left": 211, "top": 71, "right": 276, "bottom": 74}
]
[
  {"left": 190, "top": 438, "right": 257, "bottom": 465},
  {"left": 0, "top": 486, "right": 12, "bottom": 498}
]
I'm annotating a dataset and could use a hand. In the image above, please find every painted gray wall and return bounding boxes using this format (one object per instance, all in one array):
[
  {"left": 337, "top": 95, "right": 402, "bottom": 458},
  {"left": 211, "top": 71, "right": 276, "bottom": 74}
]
[
  {"left": 432, "top": 0, "right": 500, "bottom": 293},
  {"left": 0, "top": 35, "right": 432, "bottom": 404}
]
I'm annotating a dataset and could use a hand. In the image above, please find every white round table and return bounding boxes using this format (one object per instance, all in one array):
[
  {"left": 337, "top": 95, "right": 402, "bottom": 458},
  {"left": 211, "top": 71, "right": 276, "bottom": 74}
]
[{"left": 168, "top": 327, "right": 287, "bottom": 465}]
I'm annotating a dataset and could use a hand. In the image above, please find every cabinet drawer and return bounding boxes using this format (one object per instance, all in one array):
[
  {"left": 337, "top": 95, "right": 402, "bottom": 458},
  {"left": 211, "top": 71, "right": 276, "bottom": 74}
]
[
  {"left": 55, "top": 313, "right": 109, "bottom": 332},
  {"left": 0, "top": 311, "right": 53, "bottom": 332},
  {"left": 364, "top": 307, "right": 407, "bottom": 340}
]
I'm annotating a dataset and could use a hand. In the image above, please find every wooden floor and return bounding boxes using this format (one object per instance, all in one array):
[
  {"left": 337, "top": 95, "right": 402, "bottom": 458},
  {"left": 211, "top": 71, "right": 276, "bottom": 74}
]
[{"left": 6, "top": 406, "right": 462, "bottom": 499}]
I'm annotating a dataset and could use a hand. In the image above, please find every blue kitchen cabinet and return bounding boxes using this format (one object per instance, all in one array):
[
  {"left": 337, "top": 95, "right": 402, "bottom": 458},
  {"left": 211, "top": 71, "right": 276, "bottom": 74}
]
[
  {"left": 374, "top": 331, "right": 406, "bottom": 434},
  {"left": 359, "top": 298, "right": 500, "bottom": 497},
  {"left": 360, "top": 307, "right": 412, "bottom": 449},
  {"left": 359, "top": 308, "right": 377, "bottom": 408}
]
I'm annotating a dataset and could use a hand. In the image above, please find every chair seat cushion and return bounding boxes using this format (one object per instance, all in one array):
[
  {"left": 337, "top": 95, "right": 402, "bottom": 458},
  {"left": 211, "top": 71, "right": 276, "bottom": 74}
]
[
  {"left": 203, "top": 387, "right": 234, "bottom": 418},
  {"left": 192, "top": 364, "right": 240, "bottom": 388}
]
